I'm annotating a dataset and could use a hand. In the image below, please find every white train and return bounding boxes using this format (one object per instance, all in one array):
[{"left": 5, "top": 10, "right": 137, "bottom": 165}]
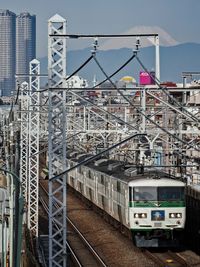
[{"left": 66, "top": 152, "right": 186, "bottom": 247}]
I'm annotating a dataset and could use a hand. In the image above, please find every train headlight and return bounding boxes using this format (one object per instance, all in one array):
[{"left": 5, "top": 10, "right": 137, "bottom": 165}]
[
  {"left": 141, "top": 213, "right": 147, "bottom": 218},
  {"left": 134, "top": 213, "right": 147, "bottom": 218},
  {"left": 169, "top": 213, "right": 182, "bottom": 218}
]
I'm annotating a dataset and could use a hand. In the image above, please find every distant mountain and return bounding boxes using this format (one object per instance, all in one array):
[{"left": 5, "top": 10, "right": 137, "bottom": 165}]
[
  {"left": 99, "top": 26, "right": 179, "bottom": 50},
  {"left": 39, "top": 43, "right": 200, "bottom": 85}
]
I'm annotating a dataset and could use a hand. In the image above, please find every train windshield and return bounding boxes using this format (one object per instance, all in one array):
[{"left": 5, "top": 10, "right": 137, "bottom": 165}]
[
  {"left": 134, "top": 187, "right": 157, "bottom": 201},
  {"left": 132, "top": 186, "right": 184, "bottom": 201},
  {"left": 158, "top": 187, "right": 184, "bottom": 201}
]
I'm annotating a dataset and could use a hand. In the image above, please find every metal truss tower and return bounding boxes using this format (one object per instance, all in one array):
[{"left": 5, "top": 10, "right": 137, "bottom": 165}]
[
  {"left": 19, "top": 81, "right": 29, "bottom": 200},
  {"left": 28, "top": 59, "right": 40, "bottom": 236},
  {"left": 48, "top": 14, "right": 67, "bottom": 267}
]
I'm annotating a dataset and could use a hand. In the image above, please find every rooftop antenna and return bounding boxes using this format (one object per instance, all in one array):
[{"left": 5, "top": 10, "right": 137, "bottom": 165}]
[{"left": 93, "top": 75, "right": 97, "bottom": 87}]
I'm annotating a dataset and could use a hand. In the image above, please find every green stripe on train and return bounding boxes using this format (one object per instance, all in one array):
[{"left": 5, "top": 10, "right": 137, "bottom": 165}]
[{"left": 129, "top": 201, "right": 185, "bottom": 207}]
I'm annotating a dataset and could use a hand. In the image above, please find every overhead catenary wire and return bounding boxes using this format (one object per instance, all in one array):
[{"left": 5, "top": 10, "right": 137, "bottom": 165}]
[
  {"left": 74, "top": 40, "right": 193, "bottom": 137},
  {"left": 70, "top": 90, "right": 139, "bottom": 132},
  {"left": 12, "top": 37, "right": 199, "bottom": 146},
  {"left": 65, "top": 55, "right": 93, "bottom": 82},
  {"left": 49, "top": 33, "right": 198, "bottom": 124},
  {"left": 50, "top": 133, "right": 146, "bottom": 181},
  {"left": 135, "top": 55, "right": 200, "bottom": 123},
  {"left": 146, "top": 90, "right": 196, "bottom": 122},
  {"left": 135, "top": 56, "right": 200, "bottom": 138},
  {"left": 8, "top": 51, "right": 141, "bottom": 132},
  {"left": 92, "top": 54, "right": 200, "bottom": 152},
  {"left": 30, "top": 131, "right": 86, "bottom": 157},
  {"left": 66, "top": 89, "right": 189, "bottom": 158},
  {"left": 69, "top": 86, "right": 172, "bottom": 137},
  {"left": 37, "top": 55, "right": 94, "bottom": 93},
  {"left": 93, "top": 53, "right": 137, "bottom": 88}
]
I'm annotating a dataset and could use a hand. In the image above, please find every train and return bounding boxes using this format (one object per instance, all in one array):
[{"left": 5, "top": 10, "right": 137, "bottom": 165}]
[
  {"left": 43, "top": 151, "right": 186, "bottom": 247},
  {"left": 64, "top": 151, "right": 186, "bottom": 247}
]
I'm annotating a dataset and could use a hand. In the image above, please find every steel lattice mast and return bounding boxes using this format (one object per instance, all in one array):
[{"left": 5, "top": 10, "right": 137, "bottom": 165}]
[
  {"left": 19, "top": 81, "right": 30, "bottom": 200},
  {"left": 48, "top": 14, "right": 67, "bottom": 267},
  {"left": 28, "top": 59, "right": 40, "bottom": 236}
]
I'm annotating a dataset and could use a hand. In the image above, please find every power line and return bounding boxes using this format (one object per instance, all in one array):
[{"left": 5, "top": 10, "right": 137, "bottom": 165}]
[
  {"left": 65, "top": 55, "right": 93, "bottom": 81},
  {"left": 92, "top": 54, "right": 200, "bottom": 152},
  {"left": 69, "top": 90, "right": 139, "bottom": 131},
  {"left": 50, "top": 133, "right": 146, "bottom": 181},
  {"left": 136, "top": 55, "right": 200, "bottom": 123},
  {"left": 93, "top": 53, "right": 136, "bottom": 88}
]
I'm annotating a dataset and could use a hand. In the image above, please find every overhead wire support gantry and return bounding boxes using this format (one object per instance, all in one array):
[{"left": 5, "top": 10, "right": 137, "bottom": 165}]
[
  {"left": 50, "top": 32, "right": 160, "bottom": 81},
  {"left": 48, "top": 14, "right": 67, "bottom": 267},
  {"left": 49, "top": 33, "right": 159, "bottom": 38},
  {"left": 28, "top": 59, "right": 40, "bottom": 237}
]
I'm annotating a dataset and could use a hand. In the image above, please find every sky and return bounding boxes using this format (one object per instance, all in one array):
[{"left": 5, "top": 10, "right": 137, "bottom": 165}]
[{"left": 1, "top": 0, "right": 200, "bottom": 57}]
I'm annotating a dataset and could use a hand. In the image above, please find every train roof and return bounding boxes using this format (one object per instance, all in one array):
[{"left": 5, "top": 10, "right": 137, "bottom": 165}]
[
  {"left": 68, "top": 153, "right": 184, "bottom": 185},
  {"left": 189, "top": 184, "right": 200, "bottom": 192},
  {"left": 85, "top": 159, "right": 182, "bottom": 184},
  {"left": 128, "top": 178, "right": 185, "bottom": 187},
  {"left": 186, "top": 184, "right": 200, "bottom": 200}
]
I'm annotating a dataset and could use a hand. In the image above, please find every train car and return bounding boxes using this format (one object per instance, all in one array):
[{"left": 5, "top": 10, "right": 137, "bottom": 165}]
[
  {"left": 129, "top": 177, "right": 185, "bottom": 247},
  {"left": 66, "top": 152, "right": 186, "bottom": 247},
  {"left": 185, "top": 184, "right": 200, "bottom": 251}
]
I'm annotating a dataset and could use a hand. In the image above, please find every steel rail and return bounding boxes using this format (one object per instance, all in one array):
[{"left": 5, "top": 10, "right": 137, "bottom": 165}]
[
  {"left": 39, "top": 195, "right": 83, "bottom": 267},
  {"left": 40, "top": 182, "right": 108, "bottom": 267},
  {"left": 168, "top": 250, "right": 193, "bottom": 267},
  {"left": 144, "top": 249, "right": 193, "bottom": 267}
]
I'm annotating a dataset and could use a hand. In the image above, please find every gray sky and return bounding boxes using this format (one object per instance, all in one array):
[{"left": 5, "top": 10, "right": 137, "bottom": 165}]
[{"left": 2, "top": 0, "right": 200, "bottom": 57}]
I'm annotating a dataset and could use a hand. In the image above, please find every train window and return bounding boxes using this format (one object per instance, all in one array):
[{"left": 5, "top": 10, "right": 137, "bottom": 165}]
[
  {"left": 100, "top": 175, "right": 104, "bottom": 185},
  {"left": 78, "top": 166, "right": 82, "bottom": 174},
  {"left": 117, "top": 181, "right": 121, "bottom": 192},
  {"left": 88, "top": 170, "right": 94, "bottom": 179},
  {"left": 158, "top": 187, "right": 184, "bottom": 201},
  {"left": 134, "top": 187, "right": 157, "bottom": 201}
]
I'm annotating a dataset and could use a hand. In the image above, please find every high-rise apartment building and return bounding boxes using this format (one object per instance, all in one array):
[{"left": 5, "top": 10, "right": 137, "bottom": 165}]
[
  {"left": 0, "top": 10, "right": 16, "bottom": 96},
  {"left": 0, "top": 10, "right": 36, "bottom": 96},
  {"left": 16, "top": 12, "right": 36, "bottom": 84}
]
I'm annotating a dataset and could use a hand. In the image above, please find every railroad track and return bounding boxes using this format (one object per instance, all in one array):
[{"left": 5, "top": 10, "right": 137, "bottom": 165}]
[
  {"left": 39, "top": 181, "right": 200, "bottom": 267},
  {"left": 39, "top": 181, "right": 108, "bottom": 267},
  {"left": 144, "top": 249, "right": 194, "bottom": 267}
]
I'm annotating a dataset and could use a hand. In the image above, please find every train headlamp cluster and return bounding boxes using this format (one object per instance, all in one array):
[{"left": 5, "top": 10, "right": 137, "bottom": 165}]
[
  {"left": 134, "top": 213, "right": 147, "bottom": 218},
  {"left": 169, "top": 213, "right": 182, "bottom": 218}
]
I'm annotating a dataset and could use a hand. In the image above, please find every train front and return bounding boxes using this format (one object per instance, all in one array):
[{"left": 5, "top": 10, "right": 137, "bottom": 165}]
[{"left": 128, "top": 178, "right": 186, "bottom": 247}]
